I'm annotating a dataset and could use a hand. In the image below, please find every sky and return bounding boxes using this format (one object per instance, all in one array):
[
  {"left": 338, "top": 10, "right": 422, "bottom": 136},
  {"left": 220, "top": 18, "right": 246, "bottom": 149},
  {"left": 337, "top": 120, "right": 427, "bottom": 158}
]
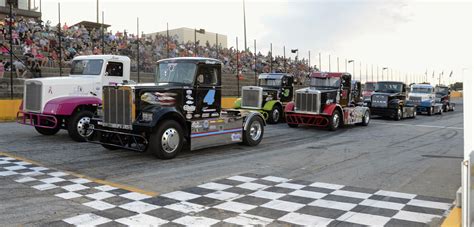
[{"left": 36, "top": 0, "right": 471, "bottom": 84}]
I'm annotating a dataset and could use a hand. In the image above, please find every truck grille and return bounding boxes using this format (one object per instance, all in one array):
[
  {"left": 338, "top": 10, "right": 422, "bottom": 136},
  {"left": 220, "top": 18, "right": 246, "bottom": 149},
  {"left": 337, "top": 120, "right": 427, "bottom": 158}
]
[
  {"left": 295, "top": 89, "right": 320, "bottom": 113},
  {"left": 241, "top": 86, "right": 262, "bottom": 109},
  {"left": 409, "top": 96, "right": 422, "bottom": 105},
  {"left": 372, "top": 94, "right": 388, "bottom": 108},
  {"left": 103, "top": 86, "right": 134, "bottom": 129},
  {"left": 24, "top": 81, "right": 42, "bottom": 112}
]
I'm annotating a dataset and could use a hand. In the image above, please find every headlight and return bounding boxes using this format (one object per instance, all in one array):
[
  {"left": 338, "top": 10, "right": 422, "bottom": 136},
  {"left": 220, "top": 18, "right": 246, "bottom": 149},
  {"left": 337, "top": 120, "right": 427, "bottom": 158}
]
[
  {"left": 265, "top": 96, "right": 273, "bottom": 102},
  {"left": 326, "top": 99, "right": 334, "bottom": 104},
  {"left": 141, "top": 112, "right": 153, "bottom": 122},
  {"left": 97, "top": 108, "right": 103, "bottom": 117}
]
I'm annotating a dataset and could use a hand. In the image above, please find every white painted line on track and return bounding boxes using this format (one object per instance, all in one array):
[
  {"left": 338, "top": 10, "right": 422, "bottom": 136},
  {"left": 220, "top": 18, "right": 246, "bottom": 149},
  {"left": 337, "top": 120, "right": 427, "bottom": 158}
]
[{"left": 371, "top": 122, "right": 463, "bottom": 130}]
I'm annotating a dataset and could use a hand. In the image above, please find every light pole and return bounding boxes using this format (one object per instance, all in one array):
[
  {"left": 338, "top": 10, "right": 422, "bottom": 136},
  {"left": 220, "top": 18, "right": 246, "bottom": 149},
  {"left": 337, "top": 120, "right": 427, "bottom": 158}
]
[
  {"left": 291, "top": 49, "right": 298, "bottom": 73},
  {"left": 194, "top": 28, "right": 205, "bottom": 57},
  {"left": 348, "top": 60, "right": 355, "bottom": 78},
  {"left": 329, "top": 55, "right": 331, "bottom": 72},
  {"left": 243, "top": 0, "right": 247, "bottom": 51},
  {"left": 319, "top": 52, "right": 322, "bottom": 72},
  {"left": 254, "top": 39, "right": 257, "bottom": 85},
  {"left": 382, "top": 67, "right": 388, "bottom": 81}
]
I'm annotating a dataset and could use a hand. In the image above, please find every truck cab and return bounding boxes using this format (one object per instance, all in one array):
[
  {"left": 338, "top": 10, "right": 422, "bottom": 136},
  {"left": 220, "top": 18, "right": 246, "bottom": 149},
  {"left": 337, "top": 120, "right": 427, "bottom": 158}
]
[
  {"left": 435, "top": 85, "right": 455, "bottom": 112},
  {"left": 18, "top": 55, "right": 131, "bottom": 142},
  {"left": 234, "top": 73, "right": 294, "bottom": 124},
  {"left": 89, "top": 57, "right": 266, "bottom": 159},
  {"left": 363, "top": 81, "right": 377, "bottom": 102},
  {"left": 367, "top": 81, "right": 416, "bottom": 120},
  {"left": 408, "top": 84, "right": 443, "bottom": 115},
  {"left": 284, "top": 72, "right": 370, "bottom": 130}
]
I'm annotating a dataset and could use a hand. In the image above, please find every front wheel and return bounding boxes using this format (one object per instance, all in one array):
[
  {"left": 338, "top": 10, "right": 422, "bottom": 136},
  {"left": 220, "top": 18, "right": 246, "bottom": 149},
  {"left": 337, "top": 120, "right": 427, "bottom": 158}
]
[
  {"left": 360, "top": 110, "right": 370, "bottom": 126},
  {"left": 427, "top": 107, "right": 433, "bottom": 116},
  {"left": 149, "top": 120, "right": 184, "bottom": 159},
  {"left": 267, "top": 105, "right": 281, "bottom": 124},
  {"left": 35, "top": 126, "right": 60, "bottom": 136},
  {"left": 394, "top": 107, "right": 402, "bottom": 121},
  {"left": 67, "top": 110, "right": 94, "bottom": 142},
  {"left": 328, "top": 110, "right": 342, "bottom": 131},
  {"left": 243, "top": 116, "right": 264, "bottom": 146}
]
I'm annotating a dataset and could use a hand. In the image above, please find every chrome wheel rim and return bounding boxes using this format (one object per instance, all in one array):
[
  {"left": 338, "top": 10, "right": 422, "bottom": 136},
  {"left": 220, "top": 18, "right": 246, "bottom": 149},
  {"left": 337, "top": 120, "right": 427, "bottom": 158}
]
[
  {"left": 397, "top": 109, "right": 402, "bottom": 119},
  {"left": 77, "top": 116, "right": 93, "bottom": 137},
  {"left": 162, "top": 128, "right": 180, "bottom": 153},
  {"left": 333, "top": 114, "right": 340, "bottom": 128},
  {"left": 365, "top": 112, "right": 370, "bottom": 123},
  {"left": 272, "top": 109, "right": 280, "bottom": 122},
  {"left": 249, "top": 121, "right": 262, "bottom": 141}
]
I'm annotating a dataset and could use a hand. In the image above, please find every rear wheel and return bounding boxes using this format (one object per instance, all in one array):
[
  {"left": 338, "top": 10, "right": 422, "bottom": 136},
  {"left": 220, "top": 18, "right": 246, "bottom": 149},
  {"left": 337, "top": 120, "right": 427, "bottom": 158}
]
[
  {"left": 243, "top": 116, "right": 264, "bottom": 146},
  {"left": 67, "top": 110, "right": 94, "bottom": 142},
  {"left": 35, "top": 126, "right": 60, "bottom": 136},
  {"left": 328, "top": 110, "right": 342, "bottom": 131},
  {"left": 267, "top": 105, "right": 281, "bottom": 124},
  {"left": 149, "top": 120, "right": 184, "bottom": 159}
]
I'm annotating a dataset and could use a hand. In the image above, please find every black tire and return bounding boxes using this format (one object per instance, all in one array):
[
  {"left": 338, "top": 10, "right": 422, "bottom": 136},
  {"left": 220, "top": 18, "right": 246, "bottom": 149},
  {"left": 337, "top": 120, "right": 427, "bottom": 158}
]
[
  {"left": 328, "top": 110, "right": 342, "bottom": 131},
  {"left": 35, "top": 126, "right": 60, "bottom": 136},
  {"left": 101, "top": 144, "right": 120, "bottom": 150},
  {"left": 443, "top": 105, "right": 448, "bottom": 112},
  {"left": 148, "top": 120, "right": 184, "bottom": 159},
  {"left": 243, "top": 116, "right": 264, "bottom": 146},
  {"left": 427, "top": 107, "right": 433, "bottom": 116},
  {"left": 394, "top": 107, "right": 402, "bottom": 121},
  {"left": 67, "top": 110, "right": 94, "bottom": 142},
  {"left": 360, "top": 110, "right": 370, "bottom": 126},
  {"left": 288, "top": 123, "right": 299, "bottom": 128},
  {"left": 267, "top": 105, "right": 282, "bottom": 124}
]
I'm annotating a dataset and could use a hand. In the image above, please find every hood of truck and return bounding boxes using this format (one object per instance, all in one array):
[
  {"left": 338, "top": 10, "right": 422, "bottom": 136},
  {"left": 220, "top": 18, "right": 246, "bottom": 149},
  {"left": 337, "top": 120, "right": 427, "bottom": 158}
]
[{"left": 23, "top": 76, "right": 102, "bottom": 113}]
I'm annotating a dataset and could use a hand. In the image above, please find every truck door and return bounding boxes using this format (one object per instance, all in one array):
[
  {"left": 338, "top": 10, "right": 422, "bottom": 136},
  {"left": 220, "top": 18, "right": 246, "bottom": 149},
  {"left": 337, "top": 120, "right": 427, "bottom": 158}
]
[
  {"left": 103, "top": 61, "right": 125, "bottom": 86},
  {"left": 280, "top": 75, "right": 293, "bottom": 103},
  {"left": 339, "top": 75, "right": 351, "bottom": 107},
  {"left": 194, "top": 64, "right": 222, "bottom": 118}
]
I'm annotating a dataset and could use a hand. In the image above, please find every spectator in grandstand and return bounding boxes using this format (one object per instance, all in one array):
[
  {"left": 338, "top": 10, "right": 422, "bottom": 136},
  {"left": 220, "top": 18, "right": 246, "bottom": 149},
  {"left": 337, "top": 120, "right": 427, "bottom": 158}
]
[{"left": 13, "top": 60, "right": 27, "bottom": 78}]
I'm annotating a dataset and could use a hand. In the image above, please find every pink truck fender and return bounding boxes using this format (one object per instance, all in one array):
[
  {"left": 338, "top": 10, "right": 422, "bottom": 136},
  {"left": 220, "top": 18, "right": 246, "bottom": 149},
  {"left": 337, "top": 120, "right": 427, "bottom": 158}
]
[
  {"left": 42, "top": 96, "right": 102, "bottom": 116},
  {"left": 18, "top": 96, "right": 102, "bottom": 142}
]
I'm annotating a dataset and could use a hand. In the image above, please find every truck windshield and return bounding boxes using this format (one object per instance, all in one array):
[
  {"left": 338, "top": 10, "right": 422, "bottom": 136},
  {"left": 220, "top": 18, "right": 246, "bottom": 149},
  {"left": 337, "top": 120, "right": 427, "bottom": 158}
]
[
  {"left": 155, "top": 62, "right": 196, "bottom": 84},
  {"left": 436, "top": 87, "right": 449, "bottom": 95},
  {"left": 364, "top": 83, "right": 376, "bottom": 91},
  {"left": 70, "top": 59, "right": 104, "bottom": 76},
  {"left": 375, "top": 82, "right": 403, "bottom": 93},
  {"left": 310, "top": 77, "right": 340, "bottom": 89},
  {"left": 411, "top": 87, "right": 432, "bottom": 93},
  {"left": 259, "top": 79, "right": 281, "bottom": 87}
]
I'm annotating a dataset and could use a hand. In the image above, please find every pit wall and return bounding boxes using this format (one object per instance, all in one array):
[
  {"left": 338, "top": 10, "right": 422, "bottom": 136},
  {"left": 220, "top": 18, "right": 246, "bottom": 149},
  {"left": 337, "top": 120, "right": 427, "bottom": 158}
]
[
  {"left": 0, "top": 98, "right": 240, "bottom": 122},
  {"left": 0, "top": 99, "right": 22, "bottom": 121}
]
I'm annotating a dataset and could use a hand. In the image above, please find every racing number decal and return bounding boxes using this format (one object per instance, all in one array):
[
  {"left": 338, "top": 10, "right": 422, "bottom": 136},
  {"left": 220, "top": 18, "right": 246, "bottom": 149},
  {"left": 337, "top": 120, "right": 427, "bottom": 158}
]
[{"left": 204, "top": 90, "right": 216, "bottom": 105}]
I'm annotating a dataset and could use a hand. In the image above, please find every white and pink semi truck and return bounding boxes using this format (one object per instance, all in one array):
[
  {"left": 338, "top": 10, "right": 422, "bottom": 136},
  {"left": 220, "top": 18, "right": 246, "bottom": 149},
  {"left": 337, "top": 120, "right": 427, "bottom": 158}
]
[{"left": 17, "top": 55, "right": 131, "bottom": 142}]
